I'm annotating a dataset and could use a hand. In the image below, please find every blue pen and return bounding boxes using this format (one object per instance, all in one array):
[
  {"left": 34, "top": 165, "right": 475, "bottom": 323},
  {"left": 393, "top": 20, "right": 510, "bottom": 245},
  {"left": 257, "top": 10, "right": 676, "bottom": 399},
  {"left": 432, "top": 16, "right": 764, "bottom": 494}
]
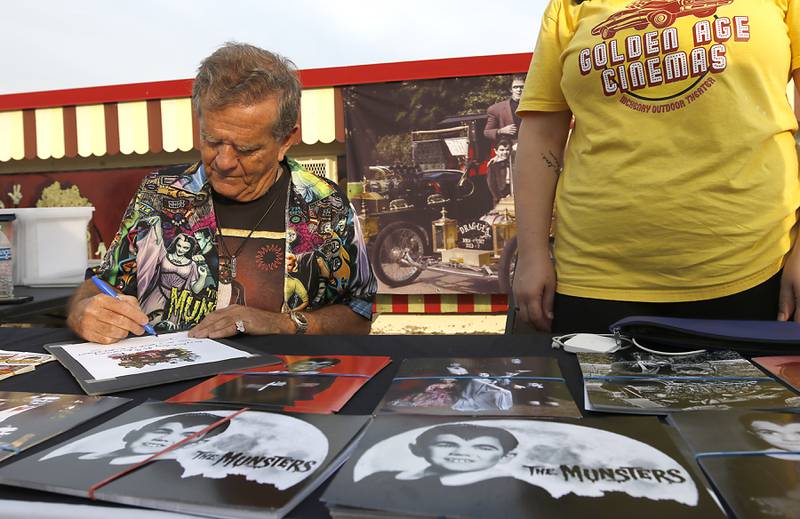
[{"left": 91, "top": 275, "right": 158, "bottom": 337}]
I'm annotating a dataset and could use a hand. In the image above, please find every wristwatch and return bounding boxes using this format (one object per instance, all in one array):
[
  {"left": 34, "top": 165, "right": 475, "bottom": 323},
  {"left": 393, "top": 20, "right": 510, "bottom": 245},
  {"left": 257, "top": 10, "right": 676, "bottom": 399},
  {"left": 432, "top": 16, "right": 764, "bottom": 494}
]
[{"left": 289, "top": 311, "right": 308, "bottom": 335}]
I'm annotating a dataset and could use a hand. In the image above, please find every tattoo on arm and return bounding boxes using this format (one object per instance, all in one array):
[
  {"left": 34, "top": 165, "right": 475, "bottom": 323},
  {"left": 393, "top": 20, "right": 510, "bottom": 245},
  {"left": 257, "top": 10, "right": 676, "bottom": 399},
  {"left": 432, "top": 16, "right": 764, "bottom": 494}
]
[{"left": 541, "top": 151, "right": 562, "bottom": 176}]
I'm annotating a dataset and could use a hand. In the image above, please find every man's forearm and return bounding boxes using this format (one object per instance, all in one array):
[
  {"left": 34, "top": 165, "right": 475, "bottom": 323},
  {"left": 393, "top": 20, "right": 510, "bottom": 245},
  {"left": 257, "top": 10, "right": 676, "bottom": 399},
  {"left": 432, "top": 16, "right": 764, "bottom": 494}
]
[
  {"left": 304, "top": 304, "right": 372, "bottom": 335},
  {"left": 513, "top": 111, "right": 572, "bottom": 259}
]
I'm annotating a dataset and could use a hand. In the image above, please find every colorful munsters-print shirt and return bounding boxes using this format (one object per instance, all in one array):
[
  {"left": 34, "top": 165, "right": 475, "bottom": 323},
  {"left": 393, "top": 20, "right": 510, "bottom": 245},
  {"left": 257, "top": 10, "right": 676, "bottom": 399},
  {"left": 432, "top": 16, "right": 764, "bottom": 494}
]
[{"left": 94, "top": 159, "right": 377, "bottom": 332}]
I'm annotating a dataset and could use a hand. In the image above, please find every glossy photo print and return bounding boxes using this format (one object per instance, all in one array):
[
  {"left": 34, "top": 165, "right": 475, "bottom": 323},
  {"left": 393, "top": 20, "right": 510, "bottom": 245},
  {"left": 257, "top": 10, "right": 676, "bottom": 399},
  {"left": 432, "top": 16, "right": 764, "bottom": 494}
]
[
  {"left": 167, "top": 354, "right": 391, "bottom": 413},
  {"left": 324, "top": 415, "right": 725, "bottom": 519},
  {"left": 670, "top": 410, "right": 800, "bottom": 519},
  {"left": 378, "top": 356, "right": 580, "bottom": 418},
  {"left": 579, "top": 349, "right": 800, "bottom": 413},
  {"left": 753, "top": 355, "right": 800, "bottom": 393},
  {"left": 344, "top": 74, "right": 525, "bottom": 295},
  {"left": 0, "top": 402, "right": 370, "bottom": 519},
  {"left": 0, "top": 391, "right": 127, "bottom": 461}
]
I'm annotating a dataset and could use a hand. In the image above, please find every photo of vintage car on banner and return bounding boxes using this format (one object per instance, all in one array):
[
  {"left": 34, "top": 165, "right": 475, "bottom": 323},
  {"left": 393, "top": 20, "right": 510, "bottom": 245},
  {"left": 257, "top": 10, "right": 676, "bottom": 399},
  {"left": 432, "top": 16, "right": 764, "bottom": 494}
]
[{"left": 344, "top": 74, "right": 524, "bottom": 295}]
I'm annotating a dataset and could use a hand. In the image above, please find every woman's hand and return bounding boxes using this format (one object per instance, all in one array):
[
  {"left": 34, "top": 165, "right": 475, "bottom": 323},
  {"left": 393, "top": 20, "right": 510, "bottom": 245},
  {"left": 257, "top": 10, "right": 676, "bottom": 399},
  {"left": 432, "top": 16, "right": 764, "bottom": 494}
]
[
  {"left": 513, "top": 248, "right": 556, "bottom": 332},
  {"left": 778, "top": 248, "right": 800, "bottom": 321},
  {"left": 510, "top": 110, "right": 571, "bottom": 332}
]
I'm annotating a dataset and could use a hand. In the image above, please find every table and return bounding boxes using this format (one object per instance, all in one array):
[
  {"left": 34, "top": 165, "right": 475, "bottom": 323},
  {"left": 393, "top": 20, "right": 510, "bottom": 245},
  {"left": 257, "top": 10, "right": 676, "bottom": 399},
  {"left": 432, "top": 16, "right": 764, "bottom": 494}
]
[
  {"left": 0, "top": 286, "right": 74, "bottom": 327},
  {"left": 0, "top": 328, "right": 573, "bottom": 518}
]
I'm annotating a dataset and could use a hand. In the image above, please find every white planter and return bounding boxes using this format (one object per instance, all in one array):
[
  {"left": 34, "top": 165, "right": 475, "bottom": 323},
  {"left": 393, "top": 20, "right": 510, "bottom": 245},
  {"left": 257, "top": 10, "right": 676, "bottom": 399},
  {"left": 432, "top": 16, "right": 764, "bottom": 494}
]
[{"left": 0, "top": 207, "right": 94, "bottom": 286}]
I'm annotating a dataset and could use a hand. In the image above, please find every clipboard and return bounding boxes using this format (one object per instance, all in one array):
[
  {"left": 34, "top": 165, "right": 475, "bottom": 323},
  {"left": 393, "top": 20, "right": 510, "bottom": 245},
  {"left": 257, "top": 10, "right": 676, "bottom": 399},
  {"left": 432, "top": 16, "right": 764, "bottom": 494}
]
[{"left": 45, "top": 334, "right": 280, "bottom": 395}]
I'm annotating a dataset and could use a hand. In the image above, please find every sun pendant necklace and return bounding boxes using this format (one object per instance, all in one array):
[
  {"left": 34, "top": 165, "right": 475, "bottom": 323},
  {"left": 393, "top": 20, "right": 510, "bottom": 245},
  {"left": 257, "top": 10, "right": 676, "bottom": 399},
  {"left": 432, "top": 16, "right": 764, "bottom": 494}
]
[{"left": 215, "top": 170, "right": 283, "bottom": 285}]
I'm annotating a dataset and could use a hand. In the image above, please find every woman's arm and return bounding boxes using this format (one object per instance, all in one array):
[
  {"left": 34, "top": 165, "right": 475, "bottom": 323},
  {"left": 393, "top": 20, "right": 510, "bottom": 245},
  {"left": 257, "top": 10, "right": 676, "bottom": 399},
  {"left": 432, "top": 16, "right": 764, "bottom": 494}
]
[
  {"left": 512, "top": 110, "right": 572, "bottom": 331},
  {"left": 777, "top": 69, "right": 800, "bottom": 321}
]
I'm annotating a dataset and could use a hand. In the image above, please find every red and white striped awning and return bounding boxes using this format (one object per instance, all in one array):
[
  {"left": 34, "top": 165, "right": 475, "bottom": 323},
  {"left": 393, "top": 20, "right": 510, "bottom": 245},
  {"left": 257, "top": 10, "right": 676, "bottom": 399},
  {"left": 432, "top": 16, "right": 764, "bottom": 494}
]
[{"left": 0, "top": 88, "right": 344, "bottom": 162}]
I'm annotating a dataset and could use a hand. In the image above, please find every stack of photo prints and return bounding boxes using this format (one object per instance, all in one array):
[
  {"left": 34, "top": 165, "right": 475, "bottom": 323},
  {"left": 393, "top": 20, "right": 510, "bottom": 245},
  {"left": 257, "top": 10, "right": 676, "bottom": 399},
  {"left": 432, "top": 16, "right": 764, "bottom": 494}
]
[
  {"left": 0, "top": 350, "right": 54, "bottom": 380},
  {"left": 45, "top": 331, "right": 280, "bottom": 395},
  {"left": 0, "top": 391, "right": 127, "bottom": 462},
  {"left": 0, "top": 401, "right": 372, "bottom": 519},
  {"left": 669, "top": 409, "right": 800, "bottom": 519},
  {"left": 323, "top": 357, "right": 728, "bottom": 518},
  {"left": 377, "top": 357, "right": 581, "bottom": 418},
  {"left": 168, "top": 354, "right": 391, "bottom": 413},
  {"left": 578, "top": 349, "right": 800, "bottom": 414}
]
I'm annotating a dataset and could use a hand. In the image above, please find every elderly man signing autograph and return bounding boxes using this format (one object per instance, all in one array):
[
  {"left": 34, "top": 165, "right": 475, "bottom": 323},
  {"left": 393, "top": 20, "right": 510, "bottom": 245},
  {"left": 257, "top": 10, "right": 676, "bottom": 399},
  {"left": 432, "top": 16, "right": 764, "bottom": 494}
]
[{"left": 67, "top": 43, "right": 377, "bottom": 344}]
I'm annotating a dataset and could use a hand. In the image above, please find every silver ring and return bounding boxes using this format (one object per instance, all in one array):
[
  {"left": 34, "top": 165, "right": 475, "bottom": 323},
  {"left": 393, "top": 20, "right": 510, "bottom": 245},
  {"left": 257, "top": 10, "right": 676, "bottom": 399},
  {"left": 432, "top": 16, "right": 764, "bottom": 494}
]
[{"left": 234, "top": 320, "right": 246, "bottom": 334}]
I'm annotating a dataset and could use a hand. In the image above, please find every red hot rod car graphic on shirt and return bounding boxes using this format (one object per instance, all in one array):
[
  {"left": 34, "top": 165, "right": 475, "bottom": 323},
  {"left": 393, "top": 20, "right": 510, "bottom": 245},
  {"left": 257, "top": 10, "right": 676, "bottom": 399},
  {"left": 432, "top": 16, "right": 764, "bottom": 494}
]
[{"left": 591, "top": 0, "right": 733, "bottom": 39}]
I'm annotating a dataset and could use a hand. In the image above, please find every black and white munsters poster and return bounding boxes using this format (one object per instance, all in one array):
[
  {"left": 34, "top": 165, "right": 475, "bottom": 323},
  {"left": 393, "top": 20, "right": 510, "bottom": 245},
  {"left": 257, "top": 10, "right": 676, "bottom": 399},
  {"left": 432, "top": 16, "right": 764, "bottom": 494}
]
[
  {"left": 378, "top": 357, "right": 581, "bottom": 418},
  {"left": 323, "top": 415, "right": 725, "bottom": 519},
  {"left": 670, "top": 410, "right": 800, "bottom": 519},
  {"left": 0, "top": 402, "right": 370, "bottom": 519}
]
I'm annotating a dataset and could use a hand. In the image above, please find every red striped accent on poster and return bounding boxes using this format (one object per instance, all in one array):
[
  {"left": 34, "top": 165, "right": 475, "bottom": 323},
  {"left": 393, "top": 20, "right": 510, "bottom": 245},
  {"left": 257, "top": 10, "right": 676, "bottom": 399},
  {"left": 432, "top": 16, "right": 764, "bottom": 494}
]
[
  {"left": 392, "top": 296, "right": 409, "bottom": 314},
  {"left": 424, "top": 294, "right": 441, "bottom": 314},
  {"left": 457, "top": 294, "right": 473, "bottom": 313},
  {"left": 491, "top": 294, "right": 508, "bottom": 313},
  {"left": 373, "top": 294, "right": 509, "bottom": 314}
]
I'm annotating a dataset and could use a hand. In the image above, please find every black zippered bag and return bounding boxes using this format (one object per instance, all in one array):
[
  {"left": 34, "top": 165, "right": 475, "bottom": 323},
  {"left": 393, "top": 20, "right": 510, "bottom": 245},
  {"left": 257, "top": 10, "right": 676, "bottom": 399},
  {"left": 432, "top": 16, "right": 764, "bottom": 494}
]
[{"left": 610, "top": 316, "right": 800, "bottom": 356}]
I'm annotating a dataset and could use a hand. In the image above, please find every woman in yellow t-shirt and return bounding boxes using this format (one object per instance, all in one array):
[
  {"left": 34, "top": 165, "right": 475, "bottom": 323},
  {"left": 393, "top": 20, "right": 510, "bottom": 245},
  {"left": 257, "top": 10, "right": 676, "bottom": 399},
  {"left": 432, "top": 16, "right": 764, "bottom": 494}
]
[{"left": 514, "top": 0, "right": 800, "bottom": 332}]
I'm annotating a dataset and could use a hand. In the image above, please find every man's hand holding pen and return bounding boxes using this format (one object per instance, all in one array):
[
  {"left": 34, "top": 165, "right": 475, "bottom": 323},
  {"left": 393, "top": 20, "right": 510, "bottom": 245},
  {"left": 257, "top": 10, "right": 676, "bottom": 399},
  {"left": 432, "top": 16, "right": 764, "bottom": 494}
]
[
  {"left": 67, "top": 293, "right": 151, "bottom": 345},
  {"left": 66, "top": 276, "right": 154, "bottom": 345}
]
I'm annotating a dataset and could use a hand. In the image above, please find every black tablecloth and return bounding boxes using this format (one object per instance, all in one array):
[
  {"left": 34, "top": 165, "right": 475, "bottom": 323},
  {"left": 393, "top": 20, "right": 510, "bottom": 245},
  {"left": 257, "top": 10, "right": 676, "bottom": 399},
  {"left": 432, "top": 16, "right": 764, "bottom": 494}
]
[{"left": 0, "top": 328, "right": 573, "bottom": 518}]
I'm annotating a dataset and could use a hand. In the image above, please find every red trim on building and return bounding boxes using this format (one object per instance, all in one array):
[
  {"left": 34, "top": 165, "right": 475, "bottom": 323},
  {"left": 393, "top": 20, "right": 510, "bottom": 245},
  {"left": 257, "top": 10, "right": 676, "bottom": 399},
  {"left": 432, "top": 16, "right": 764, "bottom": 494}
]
[
  {"left": 298, "top": 53, "right": 533, "bottom": 88},
  {"left": 334, "top": 87, "right": 345, "bottom": 142},
  {"left": 146, "top": 100, "right": 163, "bottom": 154},
  {"left": 22, "top": 109, "right": 36, "bottom": 160},
  {"left": 0, "top": 53, "right": 533, "bottom": 111},
  {"left": 63, "top": 106, "right": 78, "bottom": 158},
  {"left": 104, "top": 103, "right": 120, "bottom": 156},
  {"left": 0, "top": 79, "right": 193, "bottom": 112},
  {"left": 191, "top": 111, "right": 201, "bottom": 150}
]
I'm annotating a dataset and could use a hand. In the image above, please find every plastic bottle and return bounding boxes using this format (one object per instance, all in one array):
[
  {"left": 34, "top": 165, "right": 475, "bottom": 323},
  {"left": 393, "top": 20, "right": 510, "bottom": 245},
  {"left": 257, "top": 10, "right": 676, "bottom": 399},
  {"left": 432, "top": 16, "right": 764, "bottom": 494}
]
[
  {"left": 0, "top": 217, "right": 14, "bottom": 298},
  {"left": 0, "top": 234, "right": 12, "bottom": 298}
]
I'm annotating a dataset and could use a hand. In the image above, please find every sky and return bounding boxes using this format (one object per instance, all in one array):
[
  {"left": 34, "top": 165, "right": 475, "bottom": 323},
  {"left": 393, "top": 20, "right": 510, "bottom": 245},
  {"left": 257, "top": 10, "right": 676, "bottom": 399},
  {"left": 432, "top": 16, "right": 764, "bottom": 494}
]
[{"left": 0, "top": 0, "right": 549, "bottom": 95}]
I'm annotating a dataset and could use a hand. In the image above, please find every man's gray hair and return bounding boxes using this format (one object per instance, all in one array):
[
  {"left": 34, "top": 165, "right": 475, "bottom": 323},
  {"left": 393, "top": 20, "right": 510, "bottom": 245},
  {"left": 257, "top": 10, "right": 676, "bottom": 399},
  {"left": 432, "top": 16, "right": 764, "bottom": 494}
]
[{"left": 192, "top": 42, "right": 301, "bottom": 140}]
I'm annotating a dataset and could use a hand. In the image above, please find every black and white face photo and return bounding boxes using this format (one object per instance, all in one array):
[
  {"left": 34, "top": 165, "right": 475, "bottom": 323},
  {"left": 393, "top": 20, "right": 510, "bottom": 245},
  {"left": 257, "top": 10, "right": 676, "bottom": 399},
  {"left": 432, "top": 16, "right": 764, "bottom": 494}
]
[
  {"left": 353, "top": 419, "right": 699, "bottom": 504},
  {"left": 322, "top": 416, "right": 725, "bottom": 519},
  {"left": 39, "top": 410, "right": 329, "bottom": 489}
]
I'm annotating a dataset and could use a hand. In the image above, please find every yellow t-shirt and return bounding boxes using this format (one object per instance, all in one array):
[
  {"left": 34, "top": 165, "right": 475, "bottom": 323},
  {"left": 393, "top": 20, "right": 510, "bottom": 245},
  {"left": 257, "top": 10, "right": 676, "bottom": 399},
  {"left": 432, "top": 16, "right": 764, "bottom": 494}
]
[{"left": 519, "top": 0, "right": 800, "bottom": 302}]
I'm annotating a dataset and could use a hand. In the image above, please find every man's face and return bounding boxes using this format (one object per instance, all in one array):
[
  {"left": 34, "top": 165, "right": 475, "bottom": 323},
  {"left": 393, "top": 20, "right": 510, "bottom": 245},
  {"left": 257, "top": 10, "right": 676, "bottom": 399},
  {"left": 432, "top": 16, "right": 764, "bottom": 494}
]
[
  {"left": 751, "top": 421, "right": 800, "bottom": 451},
  {"left": 495, "top": 144, "right": 511, "bottom": 161},
  {"left": 127, "top": 422, "right": 209, "bottom": 454},
  {"left": 199, "top": 97, "right": 296, "bottom": 202},
  {"left": 510, "top": 79, "right": 525, "bottom": 102},
  {"left": 423, "top": 434, "right": 508, "bottom": 473}
]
